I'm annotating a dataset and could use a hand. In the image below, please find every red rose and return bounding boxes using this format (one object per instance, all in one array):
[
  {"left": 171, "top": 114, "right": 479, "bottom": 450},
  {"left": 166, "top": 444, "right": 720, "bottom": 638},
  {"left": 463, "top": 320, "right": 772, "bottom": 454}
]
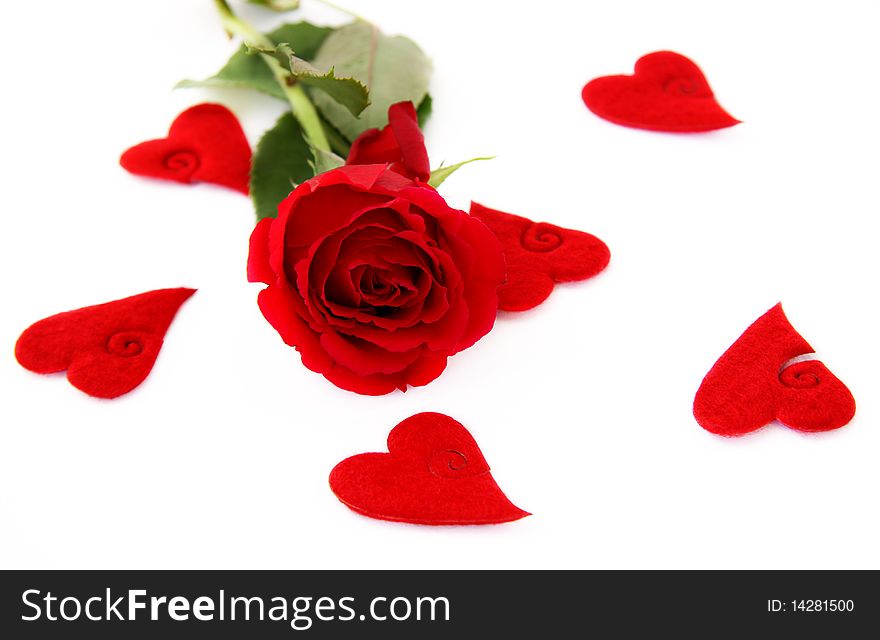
[{"left": 247, "top": 163, "right": 505, "bottom": 395}]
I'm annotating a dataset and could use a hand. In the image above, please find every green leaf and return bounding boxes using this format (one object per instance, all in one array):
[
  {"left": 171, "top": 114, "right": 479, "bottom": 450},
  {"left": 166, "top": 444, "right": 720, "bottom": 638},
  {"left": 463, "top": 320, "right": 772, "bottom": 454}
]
[
  {"left": 176, "top": 22, "right": 332, "bottom": 99},
  {"left": 310, "top": 148, "right": 346, "bottom": 175},
  {"left": 428, "top": 157, "right": 494, "bottom": 189},
  {"left": 254, "top": 43, "right": 370, "bottom": 116},
  {"left": 309, "top": 21, "right": 432, "bottom": 141},
  {"left": 416, "top": 93, "right": 433, "bottom": 128},
  {"left": 250, "top": 112, "right": 315, "bottom": 220},
  {"left": 176, "top": 45, "right": 280, "bottom": 97},
  {"left": 245, "top": 0, "right": 300, "bottom": 10},
  {"left": 267, "top": 22, "right": 332, "bottom": 60}
]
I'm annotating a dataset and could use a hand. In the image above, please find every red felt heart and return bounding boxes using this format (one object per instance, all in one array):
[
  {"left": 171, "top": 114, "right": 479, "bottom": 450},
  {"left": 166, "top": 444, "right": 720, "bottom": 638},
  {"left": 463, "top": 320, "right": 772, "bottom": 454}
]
[
  {"left": 470, "top": 202, "right": 610, "bottom": 312},
  {"left": 15, "top": 288, "right": 196, "bottom": 399},
  {"left": 329, "top": 412, "right": 530, "bottom": 525},
  {"left": 582, "top": 51, "right": 739, "bottom": 132},
  {"left": 694, "top": 304, "right": 856, "bottom": 436},
  {"left": 120, "top": 103, "right": 251, "bottom": 194}
]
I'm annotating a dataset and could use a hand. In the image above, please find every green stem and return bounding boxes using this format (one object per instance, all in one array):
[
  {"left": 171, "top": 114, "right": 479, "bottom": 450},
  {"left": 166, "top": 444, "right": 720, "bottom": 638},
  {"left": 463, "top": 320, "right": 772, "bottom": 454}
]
[
  {"left": 284, "top": 86, "right": 330, "bottom": 151},
  {"left": 213, "top": 0, "right": 331, "bottom": 152}
]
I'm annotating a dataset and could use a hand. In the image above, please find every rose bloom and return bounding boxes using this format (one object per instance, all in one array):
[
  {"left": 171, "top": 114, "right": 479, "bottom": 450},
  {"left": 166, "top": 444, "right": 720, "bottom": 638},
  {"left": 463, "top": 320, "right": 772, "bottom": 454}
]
[{"left": 247, "top": 105, "right": 504, "bottom": 395}]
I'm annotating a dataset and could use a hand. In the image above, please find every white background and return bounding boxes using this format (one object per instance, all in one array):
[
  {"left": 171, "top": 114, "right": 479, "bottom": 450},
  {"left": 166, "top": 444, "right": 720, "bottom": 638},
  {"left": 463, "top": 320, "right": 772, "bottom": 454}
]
[{"left": 1, "top": 0, "right": 878, "bottom": 569}]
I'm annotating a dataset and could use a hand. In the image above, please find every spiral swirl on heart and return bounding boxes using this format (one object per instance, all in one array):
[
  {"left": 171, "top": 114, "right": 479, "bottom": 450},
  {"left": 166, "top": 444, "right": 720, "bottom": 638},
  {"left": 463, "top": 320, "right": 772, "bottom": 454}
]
[
  {"left": 162, "top": 150, "right": 200, "bottom": 174},
  {"left": 428, "top": 449, "right": 470, "bottom": 478},
  {"left": 105, "top": 331, "right": 146, "bottom": 358},
  {"left": 521, "top": 222, "right": 563, "bottom": 252},
  {"left": 779, "top": 361, "right": 822, "bottom": 389}
]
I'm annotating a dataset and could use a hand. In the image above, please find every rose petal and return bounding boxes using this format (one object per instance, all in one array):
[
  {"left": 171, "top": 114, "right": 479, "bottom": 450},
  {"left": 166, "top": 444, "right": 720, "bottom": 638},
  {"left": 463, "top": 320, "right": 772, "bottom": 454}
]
[
  {"left": 247, "top": 217, "right": 275, "bottom": 284},
  {"left": 445, "top": 216, "right": 506, "bottom": 350},
  {"left": 347, "top": 125, "right": 399, "bottom": 166},
  {"left": 322, "top": 365, "right": 402, "bottom": 396},
  {"left": 401, "top": 351, "right": 449, "bottom": 388},
  {"left": 388, "top": 101, "right": 430, "bottom": 182},
  {"left": 322, "top": 350, "right": 449, "bottom": 395},
  {"left": 284, "top": 185, "right": 390, "bottom": 249},
  {"left": 320, "top": 332, "right": 422, "bottom": 376},
  {"left": 257, "top": 285, "right": 333, "bottom": 373}
]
